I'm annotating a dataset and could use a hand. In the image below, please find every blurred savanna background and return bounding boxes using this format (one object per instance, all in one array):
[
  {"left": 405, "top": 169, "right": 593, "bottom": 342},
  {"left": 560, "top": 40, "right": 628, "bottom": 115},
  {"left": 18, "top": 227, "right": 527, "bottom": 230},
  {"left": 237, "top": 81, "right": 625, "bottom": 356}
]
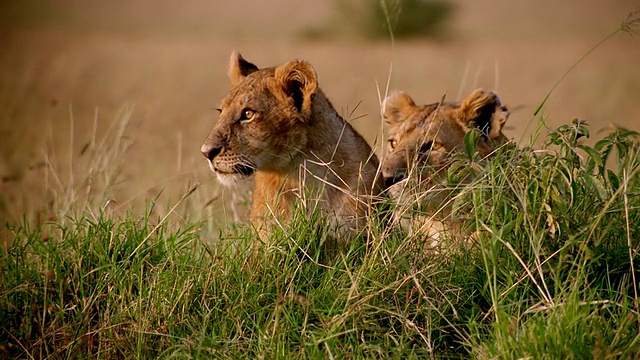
[{"left": 1, "top": 0, "right": 639, "bottom": 224}]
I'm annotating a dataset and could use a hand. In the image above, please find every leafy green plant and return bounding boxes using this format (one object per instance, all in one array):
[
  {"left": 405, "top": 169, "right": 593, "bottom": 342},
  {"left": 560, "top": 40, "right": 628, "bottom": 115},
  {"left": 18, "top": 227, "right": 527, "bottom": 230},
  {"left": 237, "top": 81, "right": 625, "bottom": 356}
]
[
  {"left": 375, "top": 0, "right": 454, "bottom": 40},
  {"left": 304, "top": 0, "right": 454, "bottom": 41}
]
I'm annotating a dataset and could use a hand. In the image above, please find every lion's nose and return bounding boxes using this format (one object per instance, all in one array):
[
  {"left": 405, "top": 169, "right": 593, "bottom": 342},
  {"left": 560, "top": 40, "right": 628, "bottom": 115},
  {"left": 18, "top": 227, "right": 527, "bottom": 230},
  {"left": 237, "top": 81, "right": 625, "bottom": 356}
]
[
  {"left": 384, "top": 173, "right": 405, "bottom": 188},
  {"left": 201, "top": 144, "right": 222, "bottom": 161}
]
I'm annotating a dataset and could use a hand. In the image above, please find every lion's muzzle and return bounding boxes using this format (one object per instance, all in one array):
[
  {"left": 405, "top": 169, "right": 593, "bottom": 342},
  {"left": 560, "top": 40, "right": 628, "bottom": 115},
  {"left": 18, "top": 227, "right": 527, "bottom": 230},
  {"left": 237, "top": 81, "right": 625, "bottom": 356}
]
[
  {"left": 384, "top": 173, "right": 406, "bottom": 188},
  {"left": 201, "top": 141, "right": 255, "bottom": 184},
  {"left": 201, "top": 143, "right": 222, "bottom": 163}
]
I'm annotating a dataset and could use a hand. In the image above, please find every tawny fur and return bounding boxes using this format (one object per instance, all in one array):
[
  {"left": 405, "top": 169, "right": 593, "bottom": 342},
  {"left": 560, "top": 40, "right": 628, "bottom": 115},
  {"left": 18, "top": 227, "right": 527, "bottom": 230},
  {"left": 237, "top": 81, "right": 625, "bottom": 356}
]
[
  {"left": 381, "top": 89, "right": 510, "bottom": 243},
  {"left": 201, "top": 52, "right": 383, "bottom": 240},
  {"left": 382, "top": 89, "right": 508, "bottom": 184}
]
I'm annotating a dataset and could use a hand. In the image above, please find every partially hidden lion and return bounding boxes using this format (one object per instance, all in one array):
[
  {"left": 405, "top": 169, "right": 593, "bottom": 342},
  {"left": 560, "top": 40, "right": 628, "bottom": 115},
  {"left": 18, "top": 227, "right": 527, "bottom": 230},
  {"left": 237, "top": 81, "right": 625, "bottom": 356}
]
[
  {"left": 201, "top": 52, "right": 383, "bottom": 241},
  {"left": 381, "top": 89, "right": 510, "bottom": 242}
]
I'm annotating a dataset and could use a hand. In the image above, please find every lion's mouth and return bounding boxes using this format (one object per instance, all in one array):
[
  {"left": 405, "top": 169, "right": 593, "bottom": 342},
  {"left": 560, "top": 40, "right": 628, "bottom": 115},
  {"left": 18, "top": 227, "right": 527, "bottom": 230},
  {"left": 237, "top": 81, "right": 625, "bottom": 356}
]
[
  {"left": 231, "top": 164, "right": 255, "bottom": 176},
  {"left": 210, "top": 162, "right": 255, "bottom": 177},
  {"left": 384, "top": 173, "right": 406, "bottom": 188}
]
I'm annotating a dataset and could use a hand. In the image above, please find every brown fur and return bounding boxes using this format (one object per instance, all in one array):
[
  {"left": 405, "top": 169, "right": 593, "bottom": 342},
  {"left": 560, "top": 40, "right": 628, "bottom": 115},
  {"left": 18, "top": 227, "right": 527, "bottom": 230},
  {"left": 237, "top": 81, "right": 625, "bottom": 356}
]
[
  {"left": 381, "top": 89, "right": 509, "bottom": 243},
  {"left": 382, "top": 88, "right": 509, "bottom": 187},
  {"left": 201, "top": 52, "right": 383, "bottom": 240}
]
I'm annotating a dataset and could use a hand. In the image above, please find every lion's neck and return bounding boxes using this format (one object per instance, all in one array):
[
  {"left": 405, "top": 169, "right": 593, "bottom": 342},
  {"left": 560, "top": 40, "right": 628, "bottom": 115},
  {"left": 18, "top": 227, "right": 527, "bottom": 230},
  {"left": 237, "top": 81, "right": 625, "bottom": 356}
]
[
  {"left": 251, "top": 90, "right": 379, "bottom": 227},
  {"left": 304, "top": 92, "right": 353, "bottom": 162}
]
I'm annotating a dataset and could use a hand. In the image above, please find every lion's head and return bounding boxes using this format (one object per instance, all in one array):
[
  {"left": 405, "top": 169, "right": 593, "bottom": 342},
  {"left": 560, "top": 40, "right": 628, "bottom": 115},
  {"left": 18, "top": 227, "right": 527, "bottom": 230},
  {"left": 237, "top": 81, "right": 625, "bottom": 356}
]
[
  {"left": 200, "top": 52, "right": 318, "bottom": 186},
  {"left": 381, "top": 89, "right": 509, "bottom": 187}
]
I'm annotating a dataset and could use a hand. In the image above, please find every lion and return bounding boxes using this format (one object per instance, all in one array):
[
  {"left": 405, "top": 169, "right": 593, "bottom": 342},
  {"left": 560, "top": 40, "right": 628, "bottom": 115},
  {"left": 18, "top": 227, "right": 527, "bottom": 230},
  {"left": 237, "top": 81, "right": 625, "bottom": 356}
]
[
  {"left": 201, "top": 52, "right": 383, "bottom": 242},
  {"left": 381, "top": 89, "right": 510, "bottom": 244}
]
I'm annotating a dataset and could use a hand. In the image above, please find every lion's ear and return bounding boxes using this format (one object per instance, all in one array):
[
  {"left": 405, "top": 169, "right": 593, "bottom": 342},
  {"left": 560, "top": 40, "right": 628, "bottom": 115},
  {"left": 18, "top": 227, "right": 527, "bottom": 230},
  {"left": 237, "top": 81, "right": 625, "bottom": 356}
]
[
  {"left": 383, "top": 91, "right": 416, "bottom": 131},
  {"left": 274, "top": 60, "right": 318, "bottom": 116},
  {"left": 229, "top": 51, "right": 259, "bottom": 86},
  {"left": 459, "top": 89, "right": 509, "bottom": 141}
]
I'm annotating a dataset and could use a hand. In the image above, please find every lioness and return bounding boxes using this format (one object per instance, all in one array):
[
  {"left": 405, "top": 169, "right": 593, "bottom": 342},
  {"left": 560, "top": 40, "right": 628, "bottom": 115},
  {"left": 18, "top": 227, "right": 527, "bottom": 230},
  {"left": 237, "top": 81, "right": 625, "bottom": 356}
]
[
  {"left": 201, "top": 52, "right": 383, "bottom": 240},
  {"left": 381, "top": 89, "right": 509, "bottom": 241}
]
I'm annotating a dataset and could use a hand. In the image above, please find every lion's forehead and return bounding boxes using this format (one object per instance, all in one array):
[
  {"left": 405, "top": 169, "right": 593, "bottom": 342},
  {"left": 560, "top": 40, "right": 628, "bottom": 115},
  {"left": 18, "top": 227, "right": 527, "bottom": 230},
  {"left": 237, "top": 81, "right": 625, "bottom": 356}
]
[
  {"left": 391, "top": 111, "right": 466, "bottom": 152},
  {"left": 398, "top": 106, "right": 444, "bottom": 133},
  {"left": 222, "top": 84, "right": 275, "bottom": 110},
  {"left": 393, "top": 117, "right": 441, "bottom": 144},
  {"left": 221, "top": 70, "right": 278, "bottom": 110}
]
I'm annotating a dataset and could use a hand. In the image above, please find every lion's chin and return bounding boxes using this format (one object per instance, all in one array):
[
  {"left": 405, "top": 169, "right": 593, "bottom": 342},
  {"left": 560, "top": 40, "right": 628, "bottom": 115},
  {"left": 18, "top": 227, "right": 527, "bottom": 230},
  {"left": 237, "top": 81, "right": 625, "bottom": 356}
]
[
  {"left": 215, "top": 172, "right": 251, "bottom": 187},
  {"left": 206, "top": 161, "right": 254, "bottom": 186},
  {"left": 384, "top": 177, "right": 409, "bottom": 201},
  {"left": 210, "top": 165, "right": 253, "bottom": 187}
]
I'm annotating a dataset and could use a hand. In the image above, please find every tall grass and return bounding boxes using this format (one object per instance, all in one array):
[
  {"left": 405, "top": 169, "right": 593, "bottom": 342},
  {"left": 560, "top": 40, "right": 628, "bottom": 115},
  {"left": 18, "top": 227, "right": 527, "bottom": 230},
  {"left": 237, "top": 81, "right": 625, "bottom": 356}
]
[
  {"left": 2, "top": 116, "right": 639, "bottom": 358},
  {"left": 2, "top": 10, "right": 640, "bottom": 358}
]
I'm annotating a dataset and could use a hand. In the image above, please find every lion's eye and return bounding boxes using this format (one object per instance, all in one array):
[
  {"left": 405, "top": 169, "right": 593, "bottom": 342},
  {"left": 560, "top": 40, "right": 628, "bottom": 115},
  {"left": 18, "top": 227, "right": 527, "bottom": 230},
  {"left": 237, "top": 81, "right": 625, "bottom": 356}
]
[
  {"left": 239, "top": 108, "right": 255, "bottom": 123},
  {"left": 419, "top": 141, "right": 441, "bottom": 154},
  {"left": 388, "top": 139, "right": 398, "bottom": 149}
]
